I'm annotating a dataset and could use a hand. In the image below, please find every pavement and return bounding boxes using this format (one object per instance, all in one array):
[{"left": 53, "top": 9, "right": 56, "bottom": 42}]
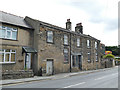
[{"left": 0, "top": 67, "right": 116, "bottom": 86}]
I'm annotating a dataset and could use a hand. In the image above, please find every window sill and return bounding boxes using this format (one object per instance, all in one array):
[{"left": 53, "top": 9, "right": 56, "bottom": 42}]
[
  {"left": 87, "top": 47, "right": 91, "bottom": 49},
  {"left": 63, "top": 61, "right": 69, "bottom": 64},
  {"left": 0, "top": 62, "right": 16, "bottom": 64},
  {"left": 47, "top": 42, "right": 54, "bottom": 44},
  {"left": 64, "top": 44, "right": 69, "bottom": 46},
  {"left": 0, "top": 38, "right": 18, "bottom": 41},
  {"left": 77, "top": 46, "right": 82, "bottom": 48},
  {"left": 87, "top": 60, "right": 91, "bottom": 63},
  {"left": 96, "top": 60, "right": 99, "bottom": 62}
]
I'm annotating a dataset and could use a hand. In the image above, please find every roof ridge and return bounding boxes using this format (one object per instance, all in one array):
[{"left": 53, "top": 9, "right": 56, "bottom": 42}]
[{"left": 0, "top": 10, "right": 24, "bottom": 19}]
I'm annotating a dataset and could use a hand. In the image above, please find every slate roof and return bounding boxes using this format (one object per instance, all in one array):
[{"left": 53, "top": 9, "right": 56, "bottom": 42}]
[
  {"left": 0, "top": 11, "right": 33, "bottom": 29},
  {"left": 26, "top": 16, "right": 100, "bottom": 41}
]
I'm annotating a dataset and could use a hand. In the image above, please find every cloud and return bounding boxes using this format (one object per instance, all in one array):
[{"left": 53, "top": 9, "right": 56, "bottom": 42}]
[
  {"left": 63, "top": 0, "right": 118, "bottom": 31},
  {"left": 104, "top": 18, "right": 118, "bottom": 31}
]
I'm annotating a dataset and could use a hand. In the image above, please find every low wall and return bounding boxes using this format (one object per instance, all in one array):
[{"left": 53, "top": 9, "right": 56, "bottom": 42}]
[{"left": 2, "top": 70, "right": 34, "bottom": 80}]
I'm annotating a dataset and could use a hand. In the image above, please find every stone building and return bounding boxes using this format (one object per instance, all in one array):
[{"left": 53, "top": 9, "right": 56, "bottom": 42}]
[
  {"left": 0, "top": 11, "right": 37, "bottom": 79},
  {"left": 0, "top": 11, "right": 102, "bottom": 79},
  {"left": 25, "top": 17, "right": 101, "bottom": 75}
]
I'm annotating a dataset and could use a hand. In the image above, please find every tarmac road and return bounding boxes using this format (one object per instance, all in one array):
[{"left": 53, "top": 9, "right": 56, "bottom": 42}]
[{"left": 2, "top": 66, "right": 118, "bottom": 89}]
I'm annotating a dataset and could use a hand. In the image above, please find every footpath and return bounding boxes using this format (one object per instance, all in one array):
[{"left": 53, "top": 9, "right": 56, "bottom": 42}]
[{"left": 0, "top": 67, "right": 116, "bottom": 86}]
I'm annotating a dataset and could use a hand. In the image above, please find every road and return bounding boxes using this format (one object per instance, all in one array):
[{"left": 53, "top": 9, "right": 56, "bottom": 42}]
[{"left": 2, "top": 66, "right": 118, "bottom": 89}]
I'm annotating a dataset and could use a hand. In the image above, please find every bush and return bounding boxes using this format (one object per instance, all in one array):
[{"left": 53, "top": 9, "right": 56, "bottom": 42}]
[{"left": 103, "top": 54, "right": 115, "bottom": 59}]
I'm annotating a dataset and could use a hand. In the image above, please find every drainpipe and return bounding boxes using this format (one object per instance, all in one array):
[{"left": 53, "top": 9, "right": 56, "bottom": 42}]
[{"left": 70, "top": 33, "right": 72, "bottom": 72}]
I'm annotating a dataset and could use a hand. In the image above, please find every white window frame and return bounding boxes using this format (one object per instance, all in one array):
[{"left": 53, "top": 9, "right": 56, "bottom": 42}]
[
  {"left": 87, "top": 40, "right": 90, "bottom": 48},
  {"left": 0, "top": 49, "right": 16, "bottom": 64},
  {"left": 96, "top": 53, "right": 98, "bottom": 62},
  {"left": 64, "top": 49, "right": 69, "bottom": 62},
  {"left": 77, "top": 38, "right": 80, "bottom": 47},
  {"left": 95, "top": 41, "right": 97, "bottom": 49},
  {"left": 0, "top": 26, "right": 17, "bottom": 40},
  {"left": 87, "top": 52, "right": 91, "bottom": 62},
  {"left": 64, "top": 35, "right": 68, "bottom": 45},
  {"left": 47, "top": 31, "right": 53, "bottom": 43}
]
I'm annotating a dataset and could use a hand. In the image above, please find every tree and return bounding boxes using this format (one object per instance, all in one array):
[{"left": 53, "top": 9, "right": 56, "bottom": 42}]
[
  {"left": 105, "top": 46, "right": 119, "bottom": 56},
  {"left": 103, "top": 54, "right": 115, "bottom": 59}
]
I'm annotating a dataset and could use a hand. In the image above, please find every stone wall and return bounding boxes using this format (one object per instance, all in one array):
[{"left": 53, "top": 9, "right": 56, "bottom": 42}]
[
  {"left": 25, "top": 17, "right": 102, "bottom": 75},
  {"left": 37, "top": 26, "right": 70, "bottom": 74},
  {"left": 1, "top": 23, "right": 34, "bottom": 73},
  {"left": 2, "top": 70, "right": 34, "bottom": 80}
]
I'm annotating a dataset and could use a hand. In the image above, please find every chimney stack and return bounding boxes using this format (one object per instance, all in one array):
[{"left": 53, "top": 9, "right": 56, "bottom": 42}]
[
  {"left": 66, "top": 19, "right": 71, "bottom": 30},
  {"left": 75, "top": 23, "right": 83, "bottom": 34}
]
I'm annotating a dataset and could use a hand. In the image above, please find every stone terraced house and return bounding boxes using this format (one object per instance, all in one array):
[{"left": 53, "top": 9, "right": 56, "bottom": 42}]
[
  {"left": 0, "top": 11, "right": 102, "bottom": 79},
  {"left": 25, "top": 17, "right": 101, "bottom": 75}
]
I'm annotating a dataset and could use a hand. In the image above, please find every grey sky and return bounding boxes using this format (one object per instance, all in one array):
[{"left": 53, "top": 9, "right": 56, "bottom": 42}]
[{"left": 0, "top": 0, "right": 119, "bottom": 46}]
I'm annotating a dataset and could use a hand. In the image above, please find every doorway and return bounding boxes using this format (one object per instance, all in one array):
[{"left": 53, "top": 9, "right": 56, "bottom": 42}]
[
  {"left": 46, "top": 59, "right": 54, "bottom": 75},
  {"left": 78, "top": 55, "right": 82, "bottom": 70},
  {"left": 25, "top": 53, "right": 31, "bottom": 69}
]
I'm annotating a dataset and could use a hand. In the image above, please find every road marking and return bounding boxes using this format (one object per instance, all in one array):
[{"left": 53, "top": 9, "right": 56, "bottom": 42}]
[
  {"left": 112, "top": 73, "right": 118, "bottom": 76},
  {"left": 95, "top": 77, "right": 106, "bottom": 80},
  {"left": 63, "top": 82, "right": 86, "bottom": 88},
  {"left": 95, "top": 73, "right": 118, "bottom": 81}
]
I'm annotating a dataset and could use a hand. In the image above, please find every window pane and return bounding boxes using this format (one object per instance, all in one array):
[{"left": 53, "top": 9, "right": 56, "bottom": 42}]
[
  {"left": 6, "top": 30, "right": 11, "bottom": 39},
  {"left": 76, "top": 56, "right": 78, "bottom": 66},
  {"left": 0, "top": 49, "right": 4, "bottom": 53},
  {"left": 0, "top": 53, "right": 4, "bottom": 62},
  {"left": 77, "top": 38, "right": 80, "bottom": 46},
  {"left": 7, "top": 27, "right": 12, "bottom": 30},
  {"left": 47, "top": 31, "right": 53, "bottom": 43},
  {"left": 2, "top": 26, "right": 6, "bottom": 30},
  {"left": 87, "top": 40, "right": 89, "bottom": 47},
  {"left": 12, "top": 31, "right": 17, "bottom": 40},
  {"left": 11, "top": 53, "right": 15, "bottom": 62},
  {"left": 95, "top": 42, "right": 97, "bottom": 49},
  {"left": 72, "top": 56, "right": 75, "bottom": 67},
  {"left": 5, "top": 54, "right": 10, "bottom": 62},
  {"left": 6, "top": 49, "right": 10, "bottom": 52},
  {"left": 0, "top": 26, "right": 2, "bottom": 29},
  {"left": 64, "top": 35, "right": 68, "bottom": 45},
  {"left": 11, "top": 50, "right": 16, "bottom": 52},
  {"left": 0, "top": 30, "right": 5, "bottom": 38},
  {"left": 0, "top": 30, "right": 2, "bottom": 38},
  {"left": 13, "top": 28, "right": 17, "bottom": 31},
  {"left": 64, "top": 49, "right": 68, "bottom": 62}
]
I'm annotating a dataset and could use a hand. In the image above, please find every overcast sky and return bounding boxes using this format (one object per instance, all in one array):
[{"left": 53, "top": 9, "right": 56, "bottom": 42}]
[{"left": 0, "top": 0, "right": 119, "bottom": 46}]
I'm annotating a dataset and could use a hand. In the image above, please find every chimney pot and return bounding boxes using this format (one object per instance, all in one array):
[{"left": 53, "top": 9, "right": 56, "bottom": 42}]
[
  {"left": 66, "top": 19, "right": 71, "bottom": 30},
  {"left": 75, "top": 22, "right": 83, "bottom": 34},
  {"left": 76, "top": 23, "right": 82, "bottom": 26},
  {"left": 67, "top": 19, "right": 70, "bottom": 22}
]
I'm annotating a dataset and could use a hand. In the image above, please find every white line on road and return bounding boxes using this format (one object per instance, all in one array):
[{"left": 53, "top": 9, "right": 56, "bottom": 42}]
[
  {"left": 63, "top": 82, "right": 86, "bottom": 88},
  {"left": 95, "top": 73, "right": 118, "bottom": 81},
  {"left": 94, "top": 77, "right": 106, "bottom": 80}
]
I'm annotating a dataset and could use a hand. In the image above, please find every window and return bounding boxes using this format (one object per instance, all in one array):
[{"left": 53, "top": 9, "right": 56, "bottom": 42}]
[
  {"left": 0, "top": 49, "right": 16, "bottom": 63},
  {"left": 87, "top": 40, "right": 90, "bottom": 48},
  {"left": 47, "top": 31, "right": 53, "bottom": 43},
  {"left": 76, "top": 55, "right": 78, "bottom": 66},
  {"left": 96, "top": 53, "right": 98, "bottom": 62},
  {"left": 95, "top": 41, "right": 97, "bottom": 49},
  {"left": 72, "top": 55, "right": 75, "bottom": 67},
  {"left": 64, "top": 49, "right": 69, "bottom": 62},
  {"left": 88, "top": 52, "right": 91, "bottom": 62},
  {"left": 0, "top": 26, "right": 17, "bottom": 40},
  {"left": 77, "top": 38, "right": 80, "bottom": 47},
  {"left": 64, "top": 35, "right": 68, "bottom": 45}
]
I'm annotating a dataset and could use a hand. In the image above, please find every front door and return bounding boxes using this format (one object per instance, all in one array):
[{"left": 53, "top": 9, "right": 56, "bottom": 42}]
[
  {"left": 46, "top": 59, "right": 53, "bottom": 75},
  {"left": 78, "top": 55, "right": 82, "bottom": 70},
  {"left": 25, "top": 53, "right": 31, "bottom": 69}
]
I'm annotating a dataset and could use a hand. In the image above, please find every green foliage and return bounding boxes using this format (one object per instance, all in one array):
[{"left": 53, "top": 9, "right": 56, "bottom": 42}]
[
  {"left": 105, "top": 46, "right": 120, "bottom": 56},
  {"left": 103, "top": 54, "right": 115, "bottom": 59}
]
